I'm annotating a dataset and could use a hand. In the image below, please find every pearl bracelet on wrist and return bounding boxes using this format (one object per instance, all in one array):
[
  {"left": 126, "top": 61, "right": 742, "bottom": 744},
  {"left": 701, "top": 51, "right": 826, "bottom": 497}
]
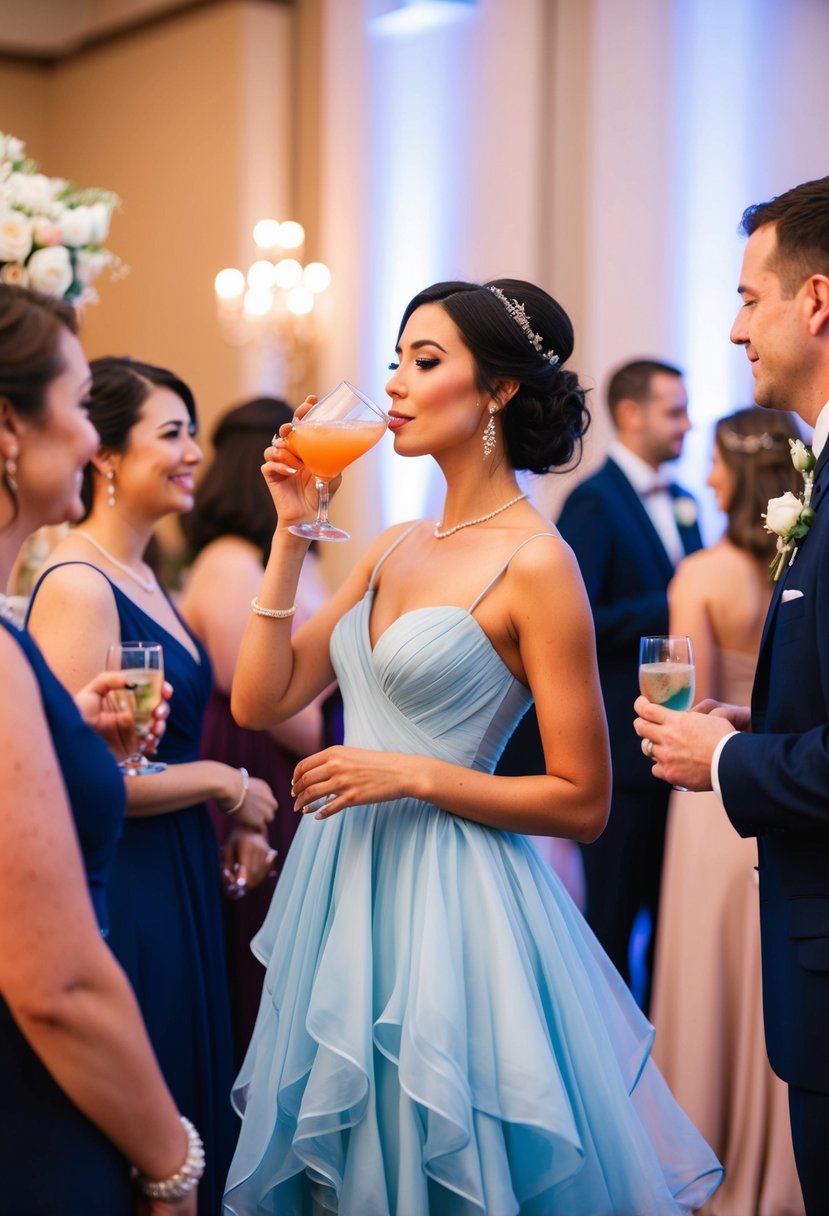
[
  {"left": 224, "top": 766, "right": 249, "bottom": 815},
  {"left": 132, "top": 1115, "right": 205, "bottom": 1201},
  {"left": 251, "top": 596, "right": 296, "bottom": 619}
]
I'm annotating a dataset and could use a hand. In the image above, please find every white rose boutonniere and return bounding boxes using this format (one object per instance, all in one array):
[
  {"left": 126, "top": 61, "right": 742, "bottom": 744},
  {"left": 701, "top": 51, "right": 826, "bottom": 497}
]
[
  {"left": 674, "top": 495, "right": 698, "bottom": 528},
  {"left": 763, "top": 439, "right": 816, "bottom": 581}
]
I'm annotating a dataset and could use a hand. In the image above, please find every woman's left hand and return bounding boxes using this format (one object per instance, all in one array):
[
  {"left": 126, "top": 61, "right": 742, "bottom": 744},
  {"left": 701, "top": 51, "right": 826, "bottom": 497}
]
[
  {"left": 74, "top": 674, "right": 172, "bottom": 760},
  {"left": 292, "top": 746, "right": 417, "bottom": 819},
  {"left": 220, "top": 828, "right": 278, "bottom": 898}
]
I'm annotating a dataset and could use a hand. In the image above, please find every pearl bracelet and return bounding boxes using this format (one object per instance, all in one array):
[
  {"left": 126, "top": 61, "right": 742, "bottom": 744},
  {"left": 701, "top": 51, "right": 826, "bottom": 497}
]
[
  {"left": 132, "top": 1115, "right": 205, "bottom": 1201},
  {"left": 225, "top": 766, "right": 249, "bottom": 815},
  {"left": 251, "top": 596, "right": 296, "bottom": 619}
]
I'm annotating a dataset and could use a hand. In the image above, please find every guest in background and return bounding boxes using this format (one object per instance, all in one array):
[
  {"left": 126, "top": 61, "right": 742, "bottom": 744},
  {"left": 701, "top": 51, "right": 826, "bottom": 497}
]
[
  {"left": 179, "top": 396, "right": 334, "bottom": 1062},
  {"left": 557, "top": 359, "right": 701, "bottom": 1007},
  {"left": 25, "top": 356, "right": 278, "bottom": 1216},
  {"left": 0, "top": 284, "right": 201, "bottom": 1215},
  {"left": 651, "top": 406, "right": 804, "bottom": 1214}
]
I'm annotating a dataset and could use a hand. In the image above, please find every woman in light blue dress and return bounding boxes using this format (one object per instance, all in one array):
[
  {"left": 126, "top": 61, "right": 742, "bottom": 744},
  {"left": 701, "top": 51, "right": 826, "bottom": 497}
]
[{"left": 225, "top": 279, "right": 724, "bottom": 1215}]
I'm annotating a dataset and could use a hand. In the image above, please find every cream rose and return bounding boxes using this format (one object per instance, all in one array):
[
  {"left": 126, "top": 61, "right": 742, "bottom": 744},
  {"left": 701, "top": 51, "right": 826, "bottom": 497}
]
[
  {"left": 0, "top": 262, "right": 29, "bottom": 286},
  {"left": 789, "top": 438, "right": 815, "bottom": 473},
  {"left": 87, "top": 201, "right": 111, "bottom": 245},
  {"left": 26, "top": 245, "right": 73, "bottom": 298},
  {"left": 763, "top": 491, "right": 804, "bottom": 537},
  {"left": 59, "top": 205, "right": 93, "bottom": 247},
  {"left": 8, "top": 171, "right": 57, "bottom": 212},
  {"left": 0, "top": 209, "right": 33, "bottom": 262}
]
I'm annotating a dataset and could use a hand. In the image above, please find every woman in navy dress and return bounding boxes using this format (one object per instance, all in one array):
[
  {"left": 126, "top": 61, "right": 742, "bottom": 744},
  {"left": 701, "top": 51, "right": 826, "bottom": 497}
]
[
  {"left": 0, "top": 284, "right": 202, "bottom": 1214},
  {"left": 26, "top": 357, "right": 279, "bottom": 1215}
]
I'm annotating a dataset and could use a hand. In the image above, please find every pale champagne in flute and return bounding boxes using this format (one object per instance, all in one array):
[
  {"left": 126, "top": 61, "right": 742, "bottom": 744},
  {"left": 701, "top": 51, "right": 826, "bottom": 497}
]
[
  {"left": 638, "top": 636, "right": 695, "bottom": 709},
  {"left": 106, "top": 642, "right": 166, "bottom": 775}
]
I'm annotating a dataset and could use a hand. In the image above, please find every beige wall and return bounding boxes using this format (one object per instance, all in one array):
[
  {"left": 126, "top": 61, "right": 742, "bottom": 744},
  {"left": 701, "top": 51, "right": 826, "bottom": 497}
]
[{"left": 1, "top": 0, "right": 294, "bottom": 439}]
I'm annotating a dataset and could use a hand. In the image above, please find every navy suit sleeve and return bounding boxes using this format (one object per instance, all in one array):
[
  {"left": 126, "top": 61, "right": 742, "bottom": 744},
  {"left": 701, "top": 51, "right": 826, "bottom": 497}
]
[
  {"left": 557, "top": 487, "right": 669, "bottom": 654},
  {"left": 720, "top": 727, "right": 829, "bottom": 836}
]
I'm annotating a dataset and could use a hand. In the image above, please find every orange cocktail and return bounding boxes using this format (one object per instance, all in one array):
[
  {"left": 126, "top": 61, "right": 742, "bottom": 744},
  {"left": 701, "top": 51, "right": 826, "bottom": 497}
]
[{"left": 287, "top": 419, "right": 387, "bottom": 480}]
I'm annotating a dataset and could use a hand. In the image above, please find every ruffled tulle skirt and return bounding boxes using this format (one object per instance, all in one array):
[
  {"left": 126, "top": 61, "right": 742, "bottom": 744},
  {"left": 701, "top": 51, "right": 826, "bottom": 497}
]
[{"left": 224, "top": 801, "right": 722, "bottom": 1215}]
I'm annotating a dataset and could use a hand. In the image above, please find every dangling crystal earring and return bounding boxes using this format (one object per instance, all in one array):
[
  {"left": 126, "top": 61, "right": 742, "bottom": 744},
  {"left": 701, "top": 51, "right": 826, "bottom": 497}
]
[
  {"left": 482, "top": 406, "right": 498, "bottom": 459},
  {"left": 106, "top": 469, "right": 116, "bottom": 508},
  {"left": 4, "top": 450, "right": 18, "bottom": 494}
]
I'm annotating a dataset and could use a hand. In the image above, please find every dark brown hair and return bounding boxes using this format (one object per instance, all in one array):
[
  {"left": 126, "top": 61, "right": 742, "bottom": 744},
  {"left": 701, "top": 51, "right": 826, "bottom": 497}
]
[
  {"left": 740, "top": 176, "right": 829, "bottom": 296},
  {"left": 181, "top": 397, "right": 292, "bottom": 564},
  {"left": 714, "top": 406, "right": 802, "bottom": 558},
  {"left": 80, "top": 355, "right": 197, "bottom": 515},
  {"left": 0, "top": 284, "right": 79, "bottom": 520},
  {"left": 606, "top": 359, "right": 683, "bottom": 422}
]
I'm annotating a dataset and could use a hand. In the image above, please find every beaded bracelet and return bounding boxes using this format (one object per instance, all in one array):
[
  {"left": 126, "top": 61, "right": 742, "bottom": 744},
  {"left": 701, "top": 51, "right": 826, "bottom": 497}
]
[
  {"left": 224, "top": 766, "right": 249, "bottom": 816},
  {"left": 132, "top": 1115, "right": 205, "bottom": 1201},
  {"left": 251, "top": 596, "right": 296, "bottom": 619}
]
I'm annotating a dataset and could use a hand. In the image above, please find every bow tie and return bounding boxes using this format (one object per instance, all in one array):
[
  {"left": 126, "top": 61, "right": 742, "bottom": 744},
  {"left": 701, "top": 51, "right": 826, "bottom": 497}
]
[{"left": 641, "top": 480, "right": 673, "bottom": 498}]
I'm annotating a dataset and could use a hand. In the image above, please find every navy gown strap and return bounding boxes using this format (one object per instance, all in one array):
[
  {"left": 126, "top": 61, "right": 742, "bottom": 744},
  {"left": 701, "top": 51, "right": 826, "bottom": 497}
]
[
  {"left": 469, "top": 532, "right": 557, "bottom": 612},
  {"left": 368, "top": 520, "right": 423, "bottom": 589}
]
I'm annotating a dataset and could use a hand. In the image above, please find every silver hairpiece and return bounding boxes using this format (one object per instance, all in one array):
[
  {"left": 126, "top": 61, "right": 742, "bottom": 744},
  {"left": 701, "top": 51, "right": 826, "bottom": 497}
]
[
  {"left": 488, "top": 286, "right": 559, "bottom": 365},
  {"left": 719, "top": 429, "right": 779, "bottom": 454}
]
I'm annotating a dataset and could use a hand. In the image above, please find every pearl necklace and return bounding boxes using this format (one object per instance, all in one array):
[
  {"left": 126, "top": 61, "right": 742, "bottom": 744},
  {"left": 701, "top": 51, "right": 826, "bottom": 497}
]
[
  {"left": 434, "top": 492, "right": 528, "bottom": 539},
  {"left": 74, "top": 530, "right": 158, "bottom": 593}
]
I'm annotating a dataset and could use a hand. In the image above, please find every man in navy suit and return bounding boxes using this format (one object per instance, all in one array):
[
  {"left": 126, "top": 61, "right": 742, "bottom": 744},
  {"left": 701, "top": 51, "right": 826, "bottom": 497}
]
[
  {"left": 635, "top": 176, "right": 829, "bottom": 1213},
  {"left": 557, "top": 360, "right": 701, "bottom": 1008}
]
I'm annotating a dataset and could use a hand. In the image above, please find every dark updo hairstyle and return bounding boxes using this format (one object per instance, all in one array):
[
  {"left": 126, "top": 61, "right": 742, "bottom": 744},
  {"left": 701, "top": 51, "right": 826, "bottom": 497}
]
[
  {"left": 80, "top": 355, "right": 197, "bottom": 516},
  {"left": 181, "top": 396, "right": 293, "bottom": 565},
  {"left": 0, "top": 284, "right": 79, "bottom": 523},
  {"left": 396, "top": 278, "right": 590, "bottom": 474},
  {"left": 714, "top": 406, "right": 802, "bottom": 559}
]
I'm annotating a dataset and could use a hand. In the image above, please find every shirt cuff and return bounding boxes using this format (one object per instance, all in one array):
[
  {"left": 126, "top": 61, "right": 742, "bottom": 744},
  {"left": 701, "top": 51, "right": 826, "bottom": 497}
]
[{"left": 711, "top": 730, "right": 738, "bottom": 801}]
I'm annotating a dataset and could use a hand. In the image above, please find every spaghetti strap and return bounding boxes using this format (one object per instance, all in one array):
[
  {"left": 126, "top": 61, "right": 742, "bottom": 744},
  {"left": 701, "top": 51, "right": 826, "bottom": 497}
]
[
  {"left": 26, "top": 560, "right": 112, "bottom": 621},
  {"left": 469, "top": 531, "right": 557, "bottom": 613},
  {"left": 368, "top": 521, "right": 422, "bottom": 590}
]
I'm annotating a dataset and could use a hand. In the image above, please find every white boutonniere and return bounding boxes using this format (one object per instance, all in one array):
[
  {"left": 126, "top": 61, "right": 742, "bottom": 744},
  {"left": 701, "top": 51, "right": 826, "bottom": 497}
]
[
  {"left": 763, "top": 439, "right": 816, "bottom": 581},
  {"left": 673, "top": 495, "right": 697, "bottom": 528}
]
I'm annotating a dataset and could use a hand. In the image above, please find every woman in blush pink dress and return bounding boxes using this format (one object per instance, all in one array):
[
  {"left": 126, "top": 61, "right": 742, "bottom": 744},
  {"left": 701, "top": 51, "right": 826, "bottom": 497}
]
[{"left": 651, "top": 407, "right": 805, "bottom": 1216}]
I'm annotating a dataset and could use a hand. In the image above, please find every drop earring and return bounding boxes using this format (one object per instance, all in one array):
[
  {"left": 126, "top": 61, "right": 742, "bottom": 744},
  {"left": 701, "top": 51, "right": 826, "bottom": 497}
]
[
  {"left": 482, "top": 406, "right": 498, "bottom": 459},
  {"left": 106, "top": 469, "right": 116, "bottom": 508}
]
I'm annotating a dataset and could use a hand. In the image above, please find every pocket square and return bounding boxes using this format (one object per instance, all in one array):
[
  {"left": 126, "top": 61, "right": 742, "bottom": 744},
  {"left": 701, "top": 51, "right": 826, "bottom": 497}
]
[{"left": 782, "top": 589, "right": 804, "bottom": 602}]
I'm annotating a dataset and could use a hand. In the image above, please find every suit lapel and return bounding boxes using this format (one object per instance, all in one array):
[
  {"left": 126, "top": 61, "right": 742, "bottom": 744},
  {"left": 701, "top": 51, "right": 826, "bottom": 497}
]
[{"left": 753, "top": 438, "right": 829, "bottom": 724}]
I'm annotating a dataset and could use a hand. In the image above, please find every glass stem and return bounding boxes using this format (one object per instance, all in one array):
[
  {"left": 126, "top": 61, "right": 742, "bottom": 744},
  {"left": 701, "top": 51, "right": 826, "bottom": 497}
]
[{"left": 314, "top": 477, "right": 331, "bottom": 527}]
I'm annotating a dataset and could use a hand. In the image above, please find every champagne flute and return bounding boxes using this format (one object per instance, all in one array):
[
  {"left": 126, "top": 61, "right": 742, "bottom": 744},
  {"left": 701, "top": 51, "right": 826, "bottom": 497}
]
[
  {"left": 106, "top": 641, "right": 166, "bottom": 775},
  {"left": 638, "top": 635, "right": 696, "bottom": 710},
  {"left": 286, "top": 380, "right": 389, "bottom": 542},
  {"left": 639, "top": 635, "right": 695, "bottom": 791}
]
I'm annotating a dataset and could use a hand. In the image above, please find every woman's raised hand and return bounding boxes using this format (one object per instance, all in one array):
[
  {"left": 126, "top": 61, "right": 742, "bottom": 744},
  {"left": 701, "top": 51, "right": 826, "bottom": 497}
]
[{"left": 261, "top": 396, "right": 342, "bottom": 528}]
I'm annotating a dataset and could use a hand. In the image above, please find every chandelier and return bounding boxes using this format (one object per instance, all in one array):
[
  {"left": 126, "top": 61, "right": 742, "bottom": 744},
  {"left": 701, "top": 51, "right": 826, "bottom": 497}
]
[{"left": 214, "top": 219, "right": 331, "bottom": 392}]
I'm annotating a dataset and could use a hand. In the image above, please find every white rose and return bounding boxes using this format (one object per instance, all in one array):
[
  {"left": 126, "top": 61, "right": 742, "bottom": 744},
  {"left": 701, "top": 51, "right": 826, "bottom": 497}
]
[
  {"left": 674, "top": 496, "right": 697, "bottom": 528},
  {"left": 1, "top": 135, "right": 25, "bottom": 164},
  {"left": 59, "top": 205, "right": 93, "bottom": 247},
  {"left": 8, "top": 171, "right": 56, "bottom": 213},
  {"left": 789, "top": 437, "right": 814, "bottom": 472},
  {"left": 26, "top": 245, "right": 73, "bottom": 298},
  {"left": 0, "top": 208, "right": 33, "bottom": 262},
  {"left": 763, "top": 491, "right": 803, "bottom": 537},
  {"left": 74, "top": 248, "right": 110, "bottom": 286},
  {"left": 87, "top": 201, "right": 111, "bottom": 245}
]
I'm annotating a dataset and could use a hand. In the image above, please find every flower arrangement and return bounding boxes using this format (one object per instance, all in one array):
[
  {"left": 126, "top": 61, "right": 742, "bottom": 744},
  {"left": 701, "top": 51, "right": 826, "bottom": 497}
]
[
  {"left": 0, "top": 131, "right": 122, "bottom": 304},
  {"left": 763, "top": 438, "right": 816, "bottom": 581}
]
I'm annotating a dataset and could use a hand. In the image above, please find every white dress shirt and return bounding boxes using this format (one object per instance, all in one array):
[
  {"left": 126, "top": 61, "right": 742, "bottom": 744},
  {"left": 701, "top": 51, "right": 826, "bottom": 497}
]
[
  {"left": 711, "top": 400, "right": 829, "bottom": 798},
  {"left": 609, "top": 441, "right": 686, "bottom": 567}
]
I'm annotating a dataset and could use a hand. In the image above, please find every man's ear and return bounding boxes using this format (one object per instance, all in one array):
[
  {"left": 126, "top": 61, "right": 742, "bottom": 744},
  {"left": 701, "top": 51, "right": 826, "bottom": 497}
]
[
  {"left": 804, "top": 274, "right": 829, "bottom": 338},
  {"left": 614, "top": 396, "right": 645, "bottom": 434}
]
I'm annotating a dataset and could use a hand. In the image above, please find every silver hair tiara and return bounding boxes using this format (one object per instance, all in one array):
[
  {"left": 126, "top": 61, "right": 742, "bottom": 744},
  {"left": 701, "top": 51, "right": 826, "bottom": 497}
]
[
  {"left": 488, "top": 286, "right": 559, "bottom": 365},
  {"left": 719, "top": 429, "right": 780, "bottom": 454}
]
